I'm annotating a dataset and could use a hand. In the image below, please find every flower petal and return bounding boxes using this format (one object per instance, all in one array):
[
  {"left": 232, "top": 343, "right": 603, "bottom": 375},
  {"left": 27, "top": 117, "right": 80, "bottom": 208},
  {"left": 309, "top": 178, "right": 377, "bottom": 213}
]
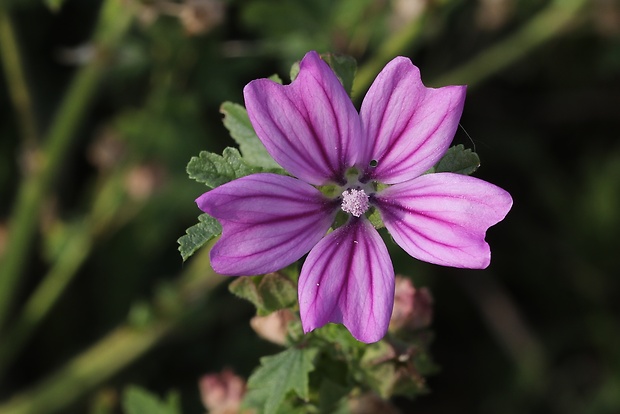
[
  {"left": 196, "top": 173, "right": 337, "bottom": 275},
  {"left": 298, "top": 218, "right": 394, "bottom": 343},
  {"left": 244, "top": 51, "right": 361, "bottom": 186},
  {"left": 359, "top": 57, "right": 466, "bottom": 184},
  {"left": 374, "top": 173, "right": 512, "bottom": 268}
]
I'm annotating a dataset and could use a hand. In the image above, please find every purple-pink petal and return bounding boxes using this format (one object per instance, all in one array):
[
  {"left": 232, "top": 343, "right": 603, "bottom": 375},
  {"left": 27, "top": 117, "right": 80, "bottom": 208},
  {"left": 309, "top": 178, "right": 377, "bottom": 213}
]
[
  {"left": 374, "top": 173, "right": 513, "bottom": 269},
  {"left": 196, "top": 173, "right": 337, "bottom": 276},
  {"left": 359, "top": 57, "right": 466, "bottom": 184},
  {"left": 244, "top": 51, "right": 362, "bottom": 186},
  {"left": 298, "top": 218, "right": 395, "bottom": 343}
]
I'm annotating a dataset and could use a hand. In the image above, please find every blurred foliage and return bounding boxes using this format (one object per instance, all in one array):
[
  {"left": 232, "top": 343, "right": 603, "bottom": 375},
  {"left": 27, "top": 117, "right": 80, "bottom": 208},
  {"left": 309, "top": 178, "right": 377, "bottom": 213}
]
[{"left": 0, "top": 0, "right": 619, "bottom": 413}]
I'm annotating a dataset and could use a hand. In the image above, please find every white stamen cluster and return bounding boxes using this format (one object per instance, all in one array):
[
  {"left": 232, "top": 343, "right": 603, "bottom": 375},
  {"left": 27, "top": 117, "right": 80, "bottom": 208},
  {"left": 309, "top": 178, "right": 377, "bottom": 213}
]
[{"left": 340, "top": 188, "right": 370, "bottom": 217}]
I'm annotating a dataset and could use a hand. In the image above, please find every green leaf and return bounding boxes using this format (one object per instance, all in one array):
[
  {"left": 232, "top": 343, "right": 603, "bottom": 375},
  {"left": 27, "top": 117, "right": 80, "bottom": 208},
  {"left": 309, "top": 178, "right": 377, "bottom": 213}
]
[
  {"left": 318, "top": 379, "right": 350, "bottom": 414},
  {"left": 229, "top": 273, "right": 297, "bottom": 316},
  {"left": 177, "top": 214, "right": 222, "bottom": 261},
  {"left": 244, "top": 347, "right": 320, "bottom": 414},
  {"left": 122, "top": 386, "right": 181, "bottom": 414},
  {"left": 434, "top": 144, "right": 480, "bottom": 175},
  {"left": 220, "top": 103, "right": 281, "bottom": 169},
  {"left": 187, "top": 147, "right": 259, "bottom": 188},
  {"left": 320, "top": 53, "right": 357, "bottom": 98}
]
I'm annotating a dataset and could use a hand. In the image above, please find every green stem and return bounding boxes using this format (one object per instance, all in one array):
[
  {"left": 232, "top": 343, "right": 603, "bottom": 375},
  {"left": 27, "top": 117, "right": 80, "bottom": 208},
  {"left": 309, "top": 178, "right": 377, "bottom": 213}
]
[
  {"left": 0, "top": 0, "right": 134, "bottom": 330},
  {"left": 0, "top": 170, "right": 145, "bottom": 376},
  {"left": 0, "top": 8, "right": 38, "bottom": 146},
  {"left": 0, "top": 227, "right": 93, "bottom": 376},
  {"left": 430, "top": 0, "right": 588, "bottom": 88},
  {"left": 0, "top": 323, "right": 174, "bottom": 414},
  {"left": 352, "top": 11, "right": 426, "bottom": 100},
  {"left": 0, "top": 247, "right": 223, "bottom": 414},
  {"left": 353, "top": 0, "right": 587, "bottom": 97}
]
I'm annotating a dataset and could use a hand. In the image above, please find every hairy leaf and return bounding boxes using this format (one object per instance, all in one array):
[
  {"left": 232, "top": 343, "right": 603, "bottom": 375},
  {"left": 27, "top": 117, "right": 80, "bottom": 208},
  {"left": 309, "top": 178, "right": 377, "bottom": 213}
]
[
  {"left": 178, "top": 214, "right": 222, "bottom": 261},
  {"left": 220, "top": 102, "right": 281, "bottom": 169},
  {"left": 229, "top": 273, "right": 297, "bottom": 316},
  {"left": 122, "top": 386, "right": 181, "bottom": 414},
  {"left": 434, "top": 144, "right": 480, "bottom": 175},
  {"left": 187, "top": 147, "right": 259, "bottom": 188},
  {"left": 244, "top": 347, "right": 319, "bottom": 414}
]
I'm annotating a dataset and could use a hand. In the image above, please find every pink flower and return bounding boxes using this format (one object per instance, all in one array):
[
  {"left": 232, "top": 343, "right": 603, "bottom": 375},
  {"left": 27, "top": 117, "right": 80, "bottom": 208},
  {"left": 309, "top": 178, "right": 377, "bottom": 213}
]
[{"left": 196, "top": 51, "right": 512, "bottom": 343}]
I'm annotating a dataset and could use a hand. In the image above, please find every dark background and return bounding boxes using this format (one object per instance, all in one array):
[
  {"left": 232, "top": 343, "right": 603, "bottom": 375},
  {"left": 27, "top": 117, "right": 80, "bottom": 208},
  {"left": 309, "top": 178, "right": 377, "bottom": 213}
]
[{"left": 1, "top": 0, "right": 619, "bottom": 413}]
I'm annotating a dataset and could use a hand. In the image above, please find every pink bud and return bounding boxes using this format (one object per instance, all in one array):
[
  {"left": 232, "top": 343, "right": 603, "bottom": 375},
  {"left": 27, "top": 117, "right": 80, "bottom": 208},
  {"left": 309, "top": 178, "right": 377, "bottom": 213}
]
[
  {"left": 250, "top": 309, "right": 296, "bottom": 346},
  {"left": 198, "top": 369, "right": 246, "bottom": 414},
  {"left": 389, "top": 276, "right": 433, "bottom": 332}
]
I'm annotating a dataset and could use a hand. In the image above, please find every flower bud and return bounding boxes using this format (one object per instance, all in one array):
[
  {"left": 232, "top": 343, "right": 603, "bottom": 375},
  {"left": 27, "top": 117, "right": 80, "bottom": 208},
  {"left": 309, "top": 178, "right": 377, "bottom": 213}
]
[
  {"left": 349, "top": 392, "right": 400, "bottom": 414},
  {"left": 389, "top": 276, "right": 433, "bottom": 332},
  {"left": 179, "top": 0, "right": 224, "bottom": 36},
  {"left": 250, "top": 309, "right": 296, "bottom": 346},
  {"left": 198, "top": 369, "right": 246, "bottom": 414}
]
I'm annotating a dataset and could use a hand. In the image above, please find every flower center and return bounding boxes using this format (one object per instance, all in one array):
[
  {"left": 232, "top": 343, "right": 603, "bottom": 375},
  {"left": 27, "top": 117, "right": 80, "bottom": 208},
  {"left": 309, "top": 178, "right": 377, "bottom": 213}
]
[{"left": 340, "top": 188, "right": 370, "bottom": 217}]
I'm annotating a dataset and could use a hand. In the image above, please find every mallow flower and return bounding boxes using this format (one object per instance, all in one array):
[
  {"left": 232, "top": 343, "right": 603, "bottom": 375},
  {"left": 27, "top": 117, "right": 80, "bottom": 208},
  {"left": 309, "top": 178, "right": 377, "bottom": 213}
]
[{"left": 196, "top": 51, "right": 512, "bottom": 343}]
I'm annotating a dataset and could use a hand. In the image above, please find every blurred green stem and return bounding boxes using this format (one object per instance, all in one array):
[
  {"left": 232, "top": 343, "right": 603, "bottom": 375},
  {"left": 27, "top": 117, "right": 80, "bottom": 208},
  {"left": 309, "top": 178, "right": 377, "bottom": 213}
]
[
  {"left": 352, "top": 9, "right": 426, "bottom": 100},
  {"left": 0, "top": 323, "right": 173, "bottom": 414},
  {"left": 0, "top": 0, "right": 134, "bottom": 330},
  {"left": 0, "top": 246, "right": 223, "bottom": 414},
  {"left": 0, "top": 170, "right": 146, "bottom": 377},
  {"left": 0, "top": 225, "right": 93, "bottom": 377},
  {"left": 431, "top": 0, "right": 588, "bottom": 88},
  {"left": 0, "top": 8, "right": 38, "bottom": 147},
  {"left": 353, "top": 0, "right": 588, "bottom": 96}
]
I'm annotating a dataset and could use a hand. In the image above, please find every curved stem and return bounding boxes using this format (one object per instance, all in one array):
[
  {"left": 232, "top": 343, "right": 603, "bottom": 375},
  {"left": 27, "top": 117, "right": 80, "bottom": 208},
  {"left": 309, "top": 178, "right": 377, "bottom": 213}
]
[
  {"left": 0, "top": 246, "right": 224, "bottom": 414},
  {"left": 0, "top": 323, "right": 174, "bottom": 414},
  {"left": 352, "top": 11, "right": 426, "bottom": 101},
  {"left": 353, "top": 0, "right": 588, "bottom": 98},
  {"left": 0, "top": 0, "right": 134, "bottom": 330},
  {"left": 0, "top": 226, "right": 93, "bottom": 376},
  {"left": 430, "top": 0, "right": 588, "bottom": 88}
]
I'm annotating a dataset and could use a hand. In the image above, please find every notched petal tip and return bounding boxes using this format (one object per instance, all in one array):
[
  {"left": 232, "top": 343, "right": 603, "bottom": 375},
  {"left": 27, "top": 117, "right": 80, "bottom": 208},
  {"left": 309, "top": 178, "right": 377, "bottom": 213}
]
[
  {"left": 243, "top": 51, "right": 361, "bottom": 186},
  {"left": 375, "top": 173, "right": 512, "bottom": 270},
  {"left": 359, "top": 57, "right": 468, "bottom": 184}
]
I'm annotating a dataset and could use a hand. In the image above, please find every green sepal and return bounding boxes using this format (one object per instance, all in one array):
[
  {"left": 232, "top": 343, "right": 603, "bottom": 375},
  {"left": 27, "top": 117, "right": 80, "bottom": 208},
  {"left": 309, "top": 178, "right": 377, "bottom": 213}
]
[
  {"left": 122, "top": 386, "right": 181, "bottom": 414},
  {"left": 177, "top": 213, "right": 222, "bottom": 261},
  {"left": 432, "top": 144, "right": 480, "bottom": 175},
  {"left": 220, "top": 102, "right": 281, "bottom": 169},
  {"left": 290, "top": 61, "right": 300, "bottom": 82},
  {"left": 367, "top": 207, "right": 384, "bottom": 229},
  {"left": 360, "top": 338, "right": 435, "bottom": 400},
  {"left": 229, "top": 273, "right": 298, "bottom": 316},
  {"left": 320, "top": 53, "right": 357, "bottom": 98},
  {"left": 244, "top": 347, "right": 320, "bottom": 414},
  {"left": 269, "top": 74, "right": 283, "bottom": 84}
]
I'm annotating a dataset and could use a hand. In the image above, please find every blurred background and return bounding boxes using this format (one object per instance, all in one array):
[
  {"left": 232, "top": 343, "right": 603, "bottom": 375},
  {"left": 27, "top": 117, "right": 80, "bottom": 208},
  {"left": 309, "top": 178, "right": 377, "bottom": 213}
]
[{"left": 0, "top": 0, "right": 619, "bottom": 413}]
